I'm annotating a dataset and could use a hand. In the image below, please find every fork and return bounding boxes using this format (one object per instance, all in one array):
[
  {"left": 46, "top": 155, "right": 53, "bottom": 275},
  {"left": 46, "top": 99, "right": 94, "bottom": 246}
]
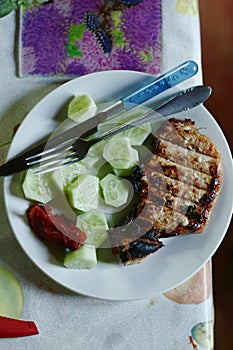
[
  {"left": 26, "top": 85, "right": 211, "bottom": 174},
  {"left": 28, "top": 108, "right": 157, "bottom": 174}
]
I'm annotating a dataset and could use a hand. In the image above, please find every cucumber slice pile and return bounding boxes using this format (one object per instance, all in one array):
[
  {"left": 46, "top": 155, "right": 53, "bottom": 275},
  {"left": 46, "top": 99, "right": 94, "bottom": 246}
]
[
  {"left": 100, "top": 173, "right": 129, "bottom": 207},
  {"left": 67, "top": 174, "right": 99, "bottom": 211},
  {"left": 23, "top": 93, "right": 155, "bottom": 269},
  {"left": 64, "top": 245, "right": 97, "bottom": 269},
  {"left": 76, "top": 209, "right": 108, "bottom": 248},
  {"left": 0, "top": 265, "right": 24, "bottom": 319}
]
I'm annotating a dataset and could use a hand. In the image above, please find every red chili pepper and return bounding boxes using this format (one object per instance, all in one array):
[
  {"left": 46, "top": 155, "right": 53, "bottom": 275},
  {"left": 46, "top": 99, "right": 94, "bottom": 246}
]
[{"left": 0, "top": 316, "right": 39, "bottom": 338}]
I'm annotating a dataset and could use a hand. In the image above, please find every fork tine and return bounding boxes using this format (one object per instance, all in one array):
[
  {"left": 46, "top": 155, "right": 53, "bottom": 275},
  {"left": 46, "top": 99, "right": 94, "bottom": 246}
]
[
  {"left": 27, "top": 143, "right": 77, "bottom": 174},
  {"left": 33, "top": 157, "right": 80, "bottom": 175},
  {"left": 30, "top": 156, "right": 75, "bottom": 175},
  {"left": 26, "top": 135, "right": 88, "bottom": 174},
  {"left": 30, "top": 149, "right": 76, "bottom": 170},
  {"left": 27, "top": 146, "right": 73, "bottom": 166},
  {"left": 26, "top": 140, "right": 73, "bottom": 163},
  {"left": 26, "top": 140, "right": 75, "bottom": 171}
]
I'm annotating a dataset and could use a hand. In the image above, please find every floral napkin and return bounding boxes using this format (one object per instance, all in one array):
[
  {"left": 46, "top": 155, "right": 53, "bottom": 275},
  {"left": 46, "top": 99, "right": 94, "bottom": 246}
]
[{"left": 19, "top": 0, "right": 162, "bottom": 78}]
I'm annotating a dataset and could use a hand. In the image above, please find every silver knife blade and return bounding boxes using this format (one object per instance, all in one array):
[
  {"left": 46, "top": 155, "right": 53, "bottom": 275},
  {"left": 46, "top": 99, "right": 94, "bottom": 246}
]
[{"left": 0, "top": 85, "right": 211, "bottom": 177}]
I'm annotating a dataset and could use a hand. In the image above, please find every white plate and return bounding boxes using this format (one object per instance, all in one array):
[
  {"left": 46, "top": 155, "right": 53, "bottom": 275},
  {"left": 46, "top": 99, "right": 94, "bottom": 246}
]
[{"left": 4, "top": 71, "right": 233, "bottom": 300}]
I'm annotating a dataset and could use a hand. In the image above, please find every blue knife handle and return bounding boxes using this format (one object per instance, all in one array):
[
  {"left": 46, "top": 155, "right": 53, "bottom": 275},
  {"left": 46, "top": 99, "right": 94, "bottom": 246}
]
[{"left": 122, "top": 60, "right": 198, "bottom": 110}]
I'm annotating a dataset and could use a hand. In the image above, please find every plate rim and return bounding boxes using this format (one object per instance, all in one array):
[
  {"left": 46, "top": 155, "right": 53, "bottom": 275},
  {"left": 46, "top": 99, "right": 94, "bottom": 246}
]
[{"left": 3, "top": 70, "right": 233, "bottom": 300}]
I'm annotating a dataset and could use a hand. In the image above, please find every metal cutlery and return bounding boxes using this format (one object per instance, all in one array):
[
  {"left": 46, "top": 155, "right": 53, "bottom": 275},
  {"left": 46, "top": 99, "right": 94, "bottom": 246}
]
[
  {"left": 0, "top": 85, "right": 211, "bottom": 176},
  {"left": 0, "top": 61, "right": 199, "bottom": 176}
]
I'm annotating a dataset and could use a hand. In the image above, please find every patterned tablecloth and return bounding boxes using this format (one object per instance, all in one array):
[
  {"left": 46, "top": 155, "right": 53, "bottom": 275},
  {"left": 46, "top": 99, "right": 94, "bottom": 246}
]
[{"left": 0, "top": 1, "right": 215, "bottom": 349}]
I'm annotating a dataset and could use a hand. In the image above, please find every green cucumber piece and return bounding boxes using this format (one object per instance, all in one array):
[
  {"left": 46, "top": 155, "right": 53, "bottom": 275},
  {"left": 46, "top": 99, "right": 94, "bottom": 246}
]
[
  {"left": 22, "top": 169, "right": 55, "bottom": 203},
  {"left": 100, "top": 173, "right": 129, "bottom": 207},
  {"left": 67, "top": 174, "right": 99, "bottom": 212},
  {"left": 64, "top": 245, "right": 97, "bottom": 269},
  {"left": 0, "top": 265, "right": 24, "bottom": 319},
  {"left": 98, "top": 107, "right": 152, "bottom": 145},
  {"left": 97, "top": 162, "right": 113, "bottom": 180},
  {"left": 76, "top": 209, "right": 108, "bottom": 248},
  {"left": 67, "top": 94, "right": 97, "bottom": 123},
  {"left": 103, "top": 137, "right": 139, "bottom": 172},
  {"left": 80, "top": 140, "right": 106, "bottom": 173},
  {"left": 113, "top": 168, "right": 133, "bottom": 177},
  {"left": 125, "top": 122, "right": 151, "bottom": 145},
  {"left": 52, "top": 161, "right": 87, "bottom": 190}
]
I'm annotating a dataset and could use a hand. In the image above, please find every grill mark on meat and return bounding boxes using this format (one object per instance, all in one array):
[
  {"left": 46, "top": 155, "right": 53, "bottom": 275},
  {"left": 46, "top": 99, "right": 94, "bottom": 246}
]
[
  {"left": 113, "top": 118, "right": 223, "bottom": 265},
  {"left": 156, "top": 139, "right": 220, "bottom": 176},
  {"left": 146, "top": 156, "right": 213, "bottom": 190},
  {"left": 141, "top": 169, "right": 206, "bottom": 204},
  {"left": 118, "top": 230, "right": 164, "bottom": 265},
  {"left": 155, "top": 118, "right": 220, "bottom": 158}
]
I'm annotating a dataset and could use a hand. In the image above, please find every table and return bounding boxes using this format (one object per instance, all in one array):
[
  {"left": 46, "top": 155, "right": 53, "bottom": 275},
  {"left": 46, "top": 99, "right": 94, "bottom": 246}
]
[{"left": 0, "top": 2, "right": 215, "bottom": 349}]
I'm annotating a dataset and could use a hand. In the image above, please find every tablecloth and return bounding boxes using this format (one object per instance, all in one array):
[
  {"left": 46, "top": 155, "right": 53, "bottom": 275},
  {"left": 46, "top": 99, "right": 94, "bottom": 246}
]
[{"left": 0, "top": 1, "right": 214, "bottom": 349}]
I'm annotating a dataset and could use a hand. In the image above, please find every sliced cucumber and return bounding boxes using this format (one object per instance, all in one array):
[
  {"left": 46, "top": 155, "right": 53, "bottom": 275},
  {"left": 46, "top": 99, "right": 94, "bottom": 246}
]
[
  {"left": 100, "top": 173, "right": 129, "bottom": 207},
  {"left": 125, "top": 122, "right": 151, "bottom": 145},
  {"left": 113, "top": 168, "right": 134, "bottom": 177},
  {"left": 64, "top": 245, "right": 97, "bottom": 269},
  {"left": 103, "top": 137, "right": 139, "bottom": 173},
  {"left": 76, "top": 209, "right": 108, "bottom": 248},
  {"left": 67, "top": 93, "right": 97, "bottom": 123},
  {"left": 98, "top": 106, "right": 146, "bottom": 132},
  {"left": 0, "top": 265, "right": 24, "bottom": 319},
  {"left": 97, "top": 162, "right": 113, "bottom": 180},
  {"left": 67, "top": 174, "right": 99, "bottom": 212},
  {"left": 81, "top": 140, "right": 106, "bottom": 172},
  {"left": 52, "top": 161, "right": 87, "bottom": 190},
  {"left": 98, "top": 107, "right": 152, "bottom": 145},
  {"left": 22, "top": 169, "right": 55, "bottom": 203}
]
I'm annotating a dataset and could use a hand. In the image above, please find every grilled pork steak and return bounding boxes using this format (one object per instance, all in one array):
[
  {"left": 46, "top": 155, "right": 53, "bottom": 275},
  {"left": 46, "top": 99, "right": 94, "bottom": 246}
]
[{"left": 113, "top": 118, "right": 223, "bottom": 265}]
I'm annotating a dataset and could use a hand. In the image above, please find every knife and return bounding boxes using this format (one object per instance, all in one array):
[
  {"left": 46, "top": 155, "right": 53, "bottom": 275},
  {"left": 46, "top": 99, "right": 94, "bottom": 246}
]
[
  {"left": 14, "top": 60, "right": 198, "bottom": 146},
  {"left": 0, "top": 85, "right": 212, "bottom": 176},
  {"left": 1, "top": 61, "right": 198, "bottom": 176},
  {"left": 27, "top": 61, "right": 198, "bottom": 148}
]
